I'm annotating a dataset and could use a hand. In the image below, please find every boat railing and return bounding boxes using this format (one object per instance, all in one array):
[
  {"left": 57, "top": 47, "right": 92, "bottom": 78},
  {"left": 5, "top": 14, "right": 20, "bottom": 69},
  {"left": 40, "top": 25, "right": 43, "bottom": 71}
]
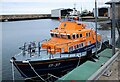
[
  {"left": 17, "top": 39, "right": 80, "bottom": 59},
  {"left": 18, "top": 39, "right": 49, "bottom": 54}
]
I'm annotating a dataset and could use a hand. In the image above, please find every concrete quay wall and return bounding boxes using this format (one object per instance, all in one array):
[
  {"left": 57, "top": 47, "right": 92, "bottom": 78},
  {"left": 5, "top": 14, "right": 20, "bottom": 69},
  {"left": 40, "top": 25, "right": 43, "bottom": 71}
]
[{"left": 0, "top": 14, "right": 51, "bottom": 22}]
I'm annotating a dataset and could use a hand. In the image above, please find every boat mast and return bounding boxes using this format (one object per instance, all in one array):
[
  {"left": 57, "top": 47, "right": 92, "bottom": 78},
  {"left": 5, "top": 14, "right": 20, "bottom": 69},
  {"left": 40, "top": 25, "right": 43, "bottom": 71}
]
[{"left": 95, "top": 0, "right": 98, "bottom": 55}]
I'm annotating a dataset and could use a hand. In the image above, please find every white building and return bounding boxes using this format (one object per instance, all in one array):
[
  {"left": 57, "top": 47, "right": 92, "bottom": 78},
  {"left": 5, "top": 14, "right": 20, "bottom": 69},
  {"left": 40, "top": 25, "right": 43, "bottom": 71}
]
[
  {"left": 51, "top": 8, "right": 80, "bottom": 18},
  {"left": 51, "top": 8, "right": 64, "bottom": 18}
]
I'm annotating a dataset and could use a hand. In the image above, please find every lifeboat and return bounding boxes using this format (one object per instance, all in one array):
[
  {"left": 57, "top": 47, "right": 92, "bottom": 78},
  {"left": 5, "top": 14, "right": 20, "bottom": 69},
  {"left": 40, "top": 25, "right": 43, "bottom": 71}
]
[{"left": 10, "top": 19, "right": 102, "bottom": 80}]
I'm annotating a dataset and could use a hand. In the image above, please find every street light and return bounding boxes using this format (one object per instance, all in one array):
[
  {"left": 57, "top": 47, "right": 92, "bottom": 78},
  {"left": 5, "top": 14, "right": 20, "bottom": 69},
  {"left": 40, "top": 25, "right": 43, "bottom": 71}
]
[
  {"left": 111, "top": 0, "right": 116, "bottom": 55},
  {"left": 95, "top": 0, "right": 98, "bottom": 56}
]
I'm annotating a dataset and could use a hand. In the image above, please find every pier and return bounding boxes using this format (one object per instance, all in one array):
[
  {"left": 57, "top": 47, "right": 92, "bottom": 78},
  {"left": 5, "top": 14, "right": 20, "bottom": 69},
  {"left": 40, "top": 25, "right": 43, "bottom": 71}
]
[
  {"left": 0, "top": 14, "right": 51, "bottom": 22},
  {"left": 57, "top": 48, "right": 120, "bottom": 81}
]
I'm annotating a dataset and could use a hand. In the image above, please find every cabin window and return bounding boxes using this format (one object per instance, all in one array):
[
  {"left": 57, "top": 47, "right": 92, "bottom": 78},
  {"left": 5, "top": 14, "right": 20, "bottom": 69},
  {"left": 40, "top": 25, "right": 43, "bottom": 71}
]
[
  {"left": 61, "top": 35, "right": 67, "bottom": 39},
  {"left": 80, "top": 34, "right": 82, "bottom": 38},
  {"left": 78, "top": 23, "right": 81, "bottom": 25},
  {"left": 74, "top": 45, "right": 77, "bottom": 49},
  {"left": 51, "top": 33, "right": 54, "bottom": 37},
  {"left": 89, "top": 33, "right": 90, "bottom": 36},
  {"left": 86, "top": 33, "right": 89, "bottom": 37},
  {"left": 69, "top": 46, "right": 73, "bottom": 51},
  {"left": 55, "top": 34, "right": 57, "bottom": 37},
  {"left": 56, "top": 34, "right": 61, "bottom": 38},
  {"left": 76, "top": 34, "right": 79, "bottom": 38},
  {"left": 67, "top": 35, "right": 71, "bottom": 39},
  {"left": 81, "top": 43, "right": 84, "bottom": 47},
  {"left": 79, "top": 44, "right": 81, "bottom": 48},
  {"left": 77, "top": 44, "right": 79, "bottom": 48},
  {"left": 72, "top": 34, "right": 75, "bottom": 39},
  {"left": 88, "top": 41, "right": 91, "bottom": 45}
]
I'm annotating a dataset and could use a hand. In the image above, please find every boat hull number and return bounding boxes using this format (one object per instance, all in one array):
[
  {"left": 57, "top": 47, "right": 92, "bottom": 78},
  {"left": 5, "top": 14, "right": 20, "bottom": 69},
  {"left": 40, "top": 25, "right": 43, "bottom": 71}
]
[{"left": 48, "top": 63, "right": 61, "bottom": 67}]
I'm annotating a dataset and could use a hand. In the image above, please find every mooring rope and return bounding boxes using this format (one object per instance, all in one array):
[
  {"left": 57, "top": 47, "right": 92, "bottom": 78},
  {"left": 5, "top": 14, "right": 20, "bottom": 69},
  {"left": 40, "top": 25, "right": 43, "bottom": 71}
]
[
  {"left": 11, "top": 59, "right": 15, "bottom": 82},
  {"left": 12, "top": 60, "right": 28, "bottom": 78},
  {"left": 28, "top": 62, "right": 47, "bottom": 82},
  {"left": 48, "top": 73, "right": 59, "bottom": 79},
  {"left": 76, "top": 55, "right": 81, "bottom": 67}
]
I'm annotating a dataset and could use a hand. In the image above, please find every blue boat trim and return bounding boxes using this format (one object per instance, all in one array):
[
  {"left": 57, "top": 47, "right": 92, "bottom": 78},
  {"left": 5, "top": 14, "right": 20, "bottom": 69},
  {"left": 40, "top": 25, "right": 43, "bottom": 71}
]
[{"left": 63, "top": 43, "right": 96, "bottom": 54}]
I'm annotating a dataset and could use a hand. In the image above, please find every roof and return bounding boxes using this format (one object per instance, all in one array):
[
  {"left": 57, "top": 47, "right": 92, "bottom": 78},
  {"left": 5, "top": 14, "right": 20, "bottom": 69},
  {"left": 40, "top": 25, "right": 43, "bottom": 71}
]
[{"left": 105, "top": 0, "right": 120, "bottom": 4}]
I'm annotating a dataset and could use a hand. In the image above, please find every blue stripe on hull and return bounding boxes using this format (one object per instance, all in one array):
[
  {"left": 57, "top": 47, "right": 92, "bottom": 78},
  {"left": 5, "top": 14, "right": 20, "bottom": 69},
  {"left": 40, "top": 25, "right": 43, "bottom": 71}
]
[{"left": 63, "top": 43, "right": 96, "bottom": 54}]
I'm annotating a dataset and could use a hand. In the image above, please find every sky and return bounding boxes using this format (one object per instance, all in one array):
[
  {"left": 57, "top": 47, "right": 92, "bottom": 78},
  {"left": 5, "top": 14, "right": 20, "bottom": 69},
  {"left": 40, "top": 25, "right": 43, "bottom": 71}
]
[{"left": 0, "top": 0, "right": 111, "bottom": 15}]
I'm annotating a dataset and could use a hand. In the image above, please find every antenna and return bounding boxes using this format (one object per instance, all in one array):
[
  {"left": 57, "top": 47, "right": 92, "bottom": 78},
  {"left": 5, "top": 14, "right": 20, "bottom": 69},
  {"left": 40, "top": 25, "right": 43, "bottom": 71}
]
[{"left": 74, "top": 3, "right": 76, "bottom": 9}]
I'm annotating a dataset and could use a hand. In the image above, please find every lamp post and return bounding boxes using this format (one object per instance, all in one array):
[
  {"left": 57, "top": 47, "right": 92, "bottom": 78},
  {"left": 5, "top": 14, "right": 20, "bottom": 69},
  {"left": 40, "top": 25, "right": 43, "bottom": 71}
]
[
  {"left": 95, "top": 0, "right": 98, "bottom": 56},
  {"left": 112, "top": 1, "right": 116, "bottom": 55}
]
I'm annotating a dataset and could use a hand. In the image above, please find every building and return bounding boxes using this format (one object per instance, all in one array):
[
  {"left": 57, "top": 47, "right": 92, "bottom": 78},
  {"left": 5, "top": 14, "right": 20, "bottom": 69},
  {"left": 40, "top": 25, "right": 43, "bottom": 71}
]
[
  {"left": 105, "top": 0, "right": 120, "bottom": 20},
  {"left": 98, "top": 7, "right": 110, "bottom": 17},
  {"left": 51, "top": 8, "right": 64, "bottom": 18},
  {"left": 93, "top": 7, "right": 110, "bottom": 18},
  {"left": 51, "top": 8, "right": 80, "bottom": 18}
]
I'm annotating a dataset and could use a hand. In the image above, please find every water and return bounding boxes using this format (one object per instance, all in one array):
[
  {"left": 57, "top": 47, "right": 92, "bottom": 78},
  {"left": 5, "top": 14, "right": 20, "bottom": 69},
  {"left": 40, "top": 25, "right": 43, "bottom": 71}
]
[
  {"left": 2, "top": 19, "right": 60, "bottom": 80},
  {"left": 2, "top": 19, "right": 112, "bottom": 80}
]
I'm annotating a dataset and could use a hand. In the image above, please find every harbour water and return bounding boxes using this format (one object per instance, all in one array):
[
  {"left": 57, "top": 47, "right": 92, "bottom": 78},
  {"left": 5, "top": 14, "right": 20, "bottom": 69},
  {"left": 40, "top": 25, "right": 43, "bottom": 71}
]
[{"left": 2, "top": 19, "right": 112, "bottom": 80}]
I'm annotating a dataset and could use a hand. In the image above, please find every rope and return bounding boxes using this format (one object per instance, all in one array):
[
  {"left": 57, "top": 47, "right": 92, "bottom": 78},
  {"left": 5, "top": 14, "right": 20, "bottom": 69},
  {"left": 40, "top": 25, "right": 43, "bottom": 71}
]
[
  {"left": 76, "top": 56, "right": 81, "bottom": 67},
  {"left": 13, "top": 60, "right": 28, "bottom": 78},
  {"left": 102, "top": 41, "right": 109, "bottom": 48},
  {"left": 48, "top": 73, "right": 59, "bottom": 79},
  {"left": 28, "top": 62, "right": 47, "bottom": 82},
  {"left": 11, "top": 59, "right": 15, "bottom": 82}
]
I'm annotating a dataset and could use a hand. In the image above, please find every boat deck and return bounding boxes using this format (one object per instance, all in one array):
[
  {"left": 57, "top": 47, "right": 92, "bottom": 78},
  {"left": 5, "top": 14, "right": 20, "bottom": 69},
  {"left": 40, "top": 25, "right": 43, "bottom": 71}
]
[
  {"left": 14, "top": 50, "right": 87, "bottom": 61},
  {"left": 57, "top": 48, "right": 116, "bottom": 81}
]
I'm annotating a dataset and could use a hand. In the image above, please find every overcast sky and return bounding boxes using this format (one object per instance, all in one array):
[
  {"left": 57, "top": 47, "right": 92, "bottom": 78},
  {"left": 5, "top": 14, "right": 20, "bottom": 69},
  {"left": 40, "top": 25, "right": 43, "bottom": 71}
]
[{"left": 1, "top": 0, "right": 111, "bottom": 15}]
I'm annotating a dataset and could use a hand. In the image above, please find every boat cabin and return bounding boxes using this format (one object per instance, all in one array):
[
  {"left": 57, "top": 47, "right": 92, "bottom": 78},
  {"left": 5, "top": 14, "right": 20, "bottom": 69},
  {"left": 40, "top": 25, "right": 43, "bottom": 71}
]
[{"left": 41, "top": 21, "right": 101, "bottom": 54}]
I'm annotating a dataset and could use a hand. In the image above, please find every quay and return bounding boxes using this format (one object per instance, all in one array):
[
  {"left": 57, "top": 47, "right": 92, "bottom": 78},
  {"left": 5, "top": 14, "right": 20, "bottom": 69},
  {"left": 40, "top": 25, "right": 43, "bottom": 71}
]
[
  {"left": 57, "top": 48, "right": 120, "bottom": 81},
  {"left": 0, "top": 14, "right": 51, "bottom": 22},
  {"left": 0, "top": 14, "right": 110, "bottom": 22}
]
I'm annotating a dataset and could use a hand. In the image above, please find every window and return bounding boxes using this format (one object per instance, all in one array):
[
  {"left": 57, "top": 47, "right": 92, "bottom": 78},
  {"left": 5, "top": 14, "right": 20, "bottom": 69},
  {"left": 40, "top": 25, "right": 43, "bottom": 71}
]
[
  {"left": 72, "top": 34, "right": 75, "bottom": 39},
  {"left": 55, "top": 34, "right": 57, "bottom": 37},
  {"left": 81, "top": 43, "right": 84, "bottom": 47},
  {"left": 51, "top": 33, "right": 54, "bottom": 37},
  {"left": 76, "top": 34, "right": 79, "bottom": 38},
  {"left": 56, "top": 34, "right": 61, "bottom": 38},
  {"left": 80, "top": 34, "right": 82, "bottom": 37},
  {"left": 79, "top": 44, "right": 81, "bottom": 48},
  {"left": 67, "top": 35, "right": 71, "bottom": 39},
  {"left": 89, "top": 33, "right": 90, "bottom": 36},
  {"left": 77, "top": 45, "right": 79, "bottom": 48},
  {"left": 88, "top": 41, "right": 91, "bottom": 45},
  {"left": 86, "top": 33, "right": 89, "bottom": 37},
  {"left": 69, "top": 46, "right": 73, "bottom": 51},
  {"left": 86, "top": 32, "right": 90, "bottom": 37},
  {"left": 61, "top": 35, "right": 67, "bottom": 39}
]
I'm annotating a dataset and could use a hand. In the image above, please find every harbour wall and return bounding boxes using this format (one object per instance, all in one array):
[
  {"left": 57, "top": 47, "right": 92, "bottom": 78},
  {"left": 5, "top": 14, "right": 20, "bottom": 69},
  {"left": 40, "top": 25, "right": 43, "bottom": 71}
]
[{"left": 0, "top": 14, "right": 51, "bottom": 22}]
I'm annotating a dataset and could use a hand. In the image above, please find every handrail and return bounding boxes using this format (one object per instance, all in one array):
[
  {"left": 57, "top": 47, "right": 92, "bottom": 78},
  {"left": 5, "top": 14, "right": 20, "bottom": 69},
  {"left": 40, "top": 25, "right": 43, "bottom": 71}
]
[{"left": 87, "top": 50, "right": 120, "bottom": 81}]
